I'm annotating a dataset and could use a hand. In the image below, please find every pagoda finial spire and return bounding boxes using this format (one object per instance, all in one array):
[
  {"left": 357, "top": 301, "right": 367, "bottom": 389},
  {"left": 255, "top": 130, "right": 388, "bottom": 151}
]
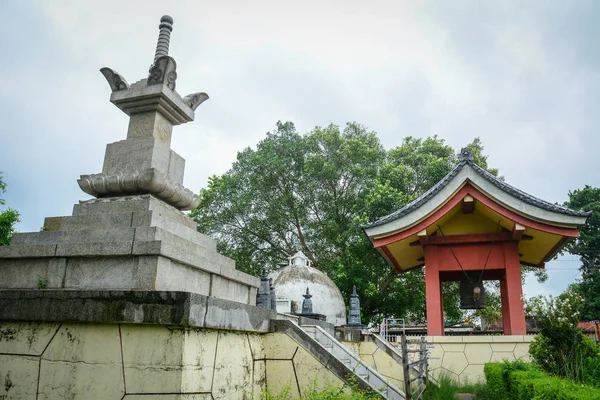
[
  {"left": 154, "top": 15, "right": 174, "bottom": 63},
  {"left": 87, "top": 15, "right": 210, "bottom": 211}
]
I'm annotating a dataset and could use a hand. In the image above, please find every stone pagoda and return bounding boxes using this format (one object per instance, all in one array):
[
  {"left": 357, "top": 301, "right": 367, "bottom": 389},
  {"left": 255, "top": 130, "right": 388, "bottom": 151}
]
[{"left": 0, "top": 15, "right": 259, "bottom": 305}]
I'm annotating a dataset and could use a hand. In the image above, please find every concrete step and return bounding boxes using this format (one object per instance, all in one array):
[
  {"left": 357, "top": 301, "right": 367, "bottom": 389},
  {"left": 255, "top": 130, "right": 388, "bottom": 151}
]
[{"left": 298, "top": 324, "right": 407, "bottom": 400}]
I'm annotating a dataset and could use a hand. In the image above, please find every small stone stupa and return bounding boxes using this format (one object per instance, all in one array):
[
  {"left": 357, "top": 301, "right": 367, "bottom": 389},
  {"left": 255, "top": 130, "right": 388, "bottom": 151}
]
[
  {"left": 346, "top": 286, "right": 366, "bottom": 329},
  {"left": 0, "top": 16, "right": 259, "bottom": 303},
  {"left": 268, "top": 251, "right": 347, "bottom": 326}
]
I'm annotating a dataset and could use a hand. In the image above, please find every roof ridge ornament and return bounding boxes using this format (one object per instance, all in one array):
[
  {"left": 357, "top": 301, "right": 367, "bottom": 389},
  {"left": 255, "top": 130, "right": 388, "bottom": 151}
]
[{"left": 459, "top": 147, "right": 474, "bottom": 162}]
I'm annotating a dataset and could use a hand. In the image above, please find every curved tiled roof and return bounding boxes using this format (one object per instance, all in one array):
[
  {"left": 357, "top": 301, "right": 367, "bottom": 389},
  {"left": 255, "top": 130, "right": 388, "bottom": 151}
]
[{"left": 363, "top": 148, "right": 591, "bottom": 229}]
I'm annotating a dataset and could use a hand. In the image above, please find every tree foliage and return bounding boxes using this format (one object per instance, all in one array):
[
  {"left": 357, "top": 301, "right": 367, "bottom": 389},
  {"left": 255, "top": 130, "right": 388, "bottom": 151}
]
[
  {"left": 192, "top": 122, "right": 498, "bottom": 323},
  {"left": 0, "top": 173, "right": 20, "bottom": 246},
  {"left": 527, "top": 291, "right": 599, "bottom": 382},
  {"left": 563, "top": 185, "right": 600, "bottom": 320}
]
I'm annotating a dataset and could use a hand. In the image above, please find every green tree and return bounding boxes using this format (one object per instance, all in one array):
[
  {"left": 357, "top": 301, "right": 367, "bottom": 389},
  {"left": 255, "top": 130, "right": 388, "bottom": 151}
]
[
  {"left": 563, "top": 185, "right": 600, "bottom": 320},
  {"left": 527, "top": 291, "right": 599, "bottom": 382},
  {"left": 192, "top": 122, "right": 498, "bottom": 323},
  {"left": 0, "top": 173, "right": 20, "bottom": 246}
]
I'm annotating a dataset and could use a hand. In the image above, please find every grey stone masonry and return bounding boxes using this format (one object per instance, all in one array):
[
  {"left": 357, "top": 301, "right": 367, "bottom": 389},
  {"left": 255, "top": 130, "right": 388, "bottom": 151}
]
[
  {"left": 0, "top": 290, "right": 274, "bottom": 332},
  {"left": 0, "top": 194, "right": 259, "bottom": 304},
  {"left": 0, "top": 15, "right": 261, "bottom": 306}
]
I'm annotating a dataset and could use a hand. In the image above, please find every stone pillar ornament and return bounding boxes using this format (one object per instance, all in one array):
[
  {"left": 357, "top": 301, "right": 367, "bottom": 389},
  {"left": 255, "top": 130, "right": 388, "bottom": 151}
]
[
  {"left": 82, "top": 15, "right": 210, "bottom": 210},
  {"left": 153, "top": 15, "right": 173, "bottom": 63},
  {"left": 347, "top": 285, "right": 365, "bottom": 328},
  {"left": 301, "top": 287, "right": 313, "bottom": 314},
  {"left": 256, "top": 270, "right": 272, "bottom": 309},
  {"left": 269, "top": 278, "right": 277, "bottom": 311}
]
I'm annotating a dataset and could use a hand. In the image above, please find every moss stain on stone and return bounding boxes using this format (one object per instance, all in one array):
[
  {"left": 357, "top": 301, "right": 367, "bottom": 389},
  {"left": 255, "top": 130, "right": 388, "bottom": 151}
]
[
  {"left": 0, "top": 326, "right": 17, "bottom": 342},
  {"left": 4, "top": 372, "right": 12, "bottom": 393}
]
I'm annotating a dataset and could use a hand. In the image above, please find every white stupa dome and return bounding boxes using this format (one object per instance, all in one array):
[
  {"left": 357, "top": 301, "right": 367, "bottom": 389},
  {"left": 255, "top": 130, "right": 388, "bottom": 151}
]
[{"left": 268, "top": 251, "right": 347, "bottom": 326}]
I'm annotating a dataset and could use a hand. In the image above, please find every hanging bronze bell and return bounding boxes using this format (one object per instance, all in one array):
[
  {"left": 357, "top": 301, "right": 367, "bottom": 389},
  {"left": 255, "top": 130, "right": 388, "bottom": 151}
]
[{"left": 460, "top": 271, "right": 486, "bottom": 309}]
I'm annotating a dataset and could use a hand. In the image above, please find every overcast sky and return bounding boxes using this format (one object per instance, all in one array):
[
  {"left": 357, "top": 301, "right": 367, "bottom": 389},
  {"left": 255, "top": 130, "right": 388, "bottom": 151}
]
[{"left": 1, "top": 1, "right": 597, "bottom": 298}]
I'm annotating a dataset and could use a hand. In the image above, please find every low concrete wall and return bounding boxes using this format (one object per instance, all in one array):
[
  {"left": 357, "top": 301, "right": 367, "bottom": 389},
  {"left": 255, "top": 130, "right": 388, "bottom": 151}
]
[
  {"left": 341, "top": 339, "right": 405, "bottom": 389},
  {"left": 424, "top": 335, "right": 533, "bottom": 384},
  {"left": 343, "top": 334, "right": 533, "bottom": 386},
  {"left": 0, "top": 320, "right": 351, "bottom": 400}
]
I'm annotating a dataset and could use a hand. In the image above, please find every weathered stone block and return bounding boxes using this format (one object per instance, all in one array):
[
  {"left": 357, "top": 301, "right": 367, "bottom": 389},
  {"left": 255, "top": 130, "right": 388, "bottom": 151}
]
[
  {"left": 212, "top": 331, "right": 253, "bottom": 399},
  {"left": 264, "top": 332, "right": 299, "bottom": 359},
  {"left": 39, "top": 324, "right": 124, "bottom": 400},
  {"left": 248, "top": 333, "right": 265, "bottom": 360},
  {"left": 0, "top": 322, "right": 61, "bottom": 355},
  {"left": 103, "top": 137, "right": 171, "bottom": 176},
  {"left": 219, "top": 265, "right": 260, "bottom": 288},
  {"left": 293, "top": 346, "right": 343, "bottom": 396},
  {"left": 210, "top": 275, "right": 250, "bottom": 303},
  {"left": 59, "top": 212, "right": 134, "bottom": 231},
  {"left": 121, "top": 325, "right": 217, "bottom": 393},
  {"left": 155, "top": 258, "right": 211, "bottom": 295},
  {"left": 168, "top": 149, "right": 185, "bottom": 184},
  {"left": 0, "top": 354, "right": 39, "bottom": 399},
  {"left": 134, "top": 226, "right": 216, "bottom": 253},
  {"left": 204, "top": 297, "right": 274, "bottom": 332},
  {"left": 64, "top": 256, "right": 151, "bottom": 289},
  {"left": 43, "top": 216, "right": 63, "bottom": 232},
  {"left": 0, "top": 258, "right": 59, "bottom": 288},
  {"left": 253, "top": 360, "right": 266, "bottom": 398},
  {"left": 72, "top": 195, "right": 155, "bottom": 216},
  {"left": 371, "top": 347, "right": 403, "bottom": 386},
  {"left": 0, "top": 244, "right": 57, "bottom": 259},
  {"left": 11, "top": 231, "right": 64, "bottom": 246},
  {"left": 55, "top": 242, "right": 133, "bottom": 257},
  {"left": 265, "top": 360, "right": 299, "bottom": 398}
]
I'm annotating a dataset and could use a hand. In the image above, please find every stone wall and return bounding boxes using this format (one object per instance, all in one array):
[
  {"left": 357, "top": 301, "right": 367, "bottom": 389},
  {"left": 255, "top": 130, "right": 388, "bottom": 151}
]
[
  {"left": 341, "top": 340, "right": 404, "bottom": 389},
  {"left": 0, "top": 321, "right": 346, "bottom": 399},
  {"left": 424, "top": 335, "right": 533, "bottom": 384},
  {"left": 343, "top": 334, "right": 533, "bottom": 386}
]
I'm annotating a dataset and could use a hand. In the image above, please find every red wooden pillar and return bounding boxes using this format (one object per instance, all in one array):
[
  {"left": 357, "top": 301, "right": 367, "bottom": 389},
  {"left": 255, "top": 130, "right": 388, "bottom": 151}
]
[
  {"left": 424, "top": 246, "right": 444, "bottom": 336},
  {"left": 501, "top": 242, "right": 527, "bottom": 335},
  {"left": 500, "top": 279, "right": 512, "bottom": 335}
]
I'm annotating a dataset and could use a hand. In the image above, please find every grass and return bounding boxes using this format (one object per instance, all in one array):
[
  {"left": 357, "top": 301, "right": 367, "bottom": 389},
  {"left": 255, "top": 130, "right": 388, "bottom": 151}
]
[{"left": 423, "top": 373, "right": 490, "bottom": 400}]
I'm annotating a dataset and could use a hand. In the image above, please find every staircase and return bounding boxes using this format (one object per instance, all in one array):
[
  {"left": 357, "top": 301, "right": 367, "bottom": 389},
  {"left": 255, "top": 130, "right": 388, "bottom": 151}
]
[
  {"left": 365, "top": 333, "right": 437, "bottom": 386},
  {"left": 300, "top": 324, "right": 406, "bottom": 399}
]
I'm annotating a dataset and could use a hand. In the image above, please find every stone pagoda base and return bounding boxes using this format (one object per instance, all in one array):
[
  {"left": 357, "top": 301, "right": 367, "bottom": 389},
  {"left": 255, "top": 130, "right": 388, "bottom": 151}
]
[{"left": 0, "top": 194, "right": 258, "bottom": 304}]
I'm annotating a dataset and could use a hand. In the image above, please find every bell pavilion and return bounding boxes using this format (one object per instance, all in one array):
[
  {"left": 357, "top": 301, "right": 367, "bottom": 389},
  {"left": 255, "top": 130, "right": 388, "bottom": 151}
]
[{"left": 363, "top": 148, "right": 590, "bottom": 336}]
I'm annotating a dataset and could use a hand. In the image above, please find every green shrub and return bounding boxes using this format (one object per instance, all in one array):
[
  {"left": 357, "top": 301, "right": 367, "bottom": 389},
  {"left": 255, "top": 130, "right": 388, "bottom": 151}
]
[
  {"left": 527, "top": 292, "right": 600, "bottom": 383},
  {"left": 484, "top": 361, "right": 600, "bottom": 400},
  {"left": 584, "top": 354, "right": 600, "bottom": 388},
  {"left": 484, "top": 363, "right": 505, "bottom": 400}
]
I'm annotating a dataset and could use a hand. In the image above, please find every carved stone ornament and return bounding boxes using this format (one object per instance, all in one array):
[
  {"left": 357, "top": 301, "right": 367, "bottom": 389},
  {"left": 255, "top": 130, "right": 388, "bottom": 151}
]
[
  {"left": 148, "top": 56, "right": 178, "bottom": 90},
  {"left": 183, "top": 92, "right": 210, "bottom": 111},
  {"left": 77, "top": 168, "right": 200, "bottom": 210},
  {"left": 100, "top": 67, "right": 130, "bottom": 92}
]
